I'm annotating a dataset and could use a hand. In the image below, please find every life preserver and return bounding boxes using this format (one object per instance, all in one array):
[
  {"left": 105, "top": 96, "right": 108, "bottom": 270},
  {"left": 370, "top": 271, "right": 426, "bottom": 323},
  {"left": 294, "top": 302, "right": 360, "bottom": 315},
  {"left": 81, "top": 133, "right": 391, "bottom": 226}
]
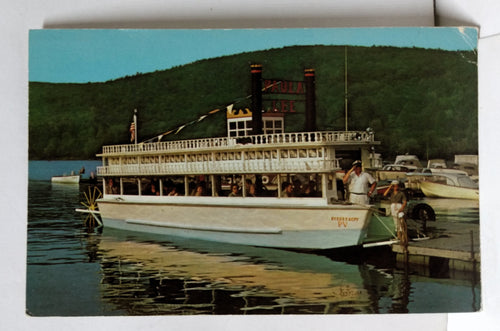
[{"left": 262, "top": 175, "right": 269, "bottom": 185}]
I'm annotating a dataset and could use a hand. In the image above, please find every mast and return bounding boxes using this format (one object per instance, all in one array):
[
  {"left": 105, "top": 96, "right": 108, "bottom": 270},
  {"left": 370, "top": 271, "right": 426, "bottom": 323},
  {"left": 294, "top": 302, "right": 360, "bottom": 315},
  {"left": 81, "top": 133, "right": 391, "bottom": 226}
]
[
  {"left": 133, "top": 109, "right": 138, "bottom": 145},
  {"left": 344, "top": 46, "right": 348, "bottom": 131}
]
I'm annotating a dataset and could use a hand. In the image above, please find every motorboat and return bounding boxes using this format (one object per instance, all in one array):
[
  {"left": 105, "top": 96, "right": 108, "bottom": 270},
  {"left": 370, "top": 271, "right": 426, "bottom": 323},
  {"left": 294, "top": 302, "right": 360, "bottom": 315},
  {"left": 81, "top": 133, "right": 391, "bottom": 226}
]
[
  {"left": 419, "top": 173, "right": 479, "bottom": 200},
  {"left": 51, "top": 174, "right": 80, "bottom": 184}
]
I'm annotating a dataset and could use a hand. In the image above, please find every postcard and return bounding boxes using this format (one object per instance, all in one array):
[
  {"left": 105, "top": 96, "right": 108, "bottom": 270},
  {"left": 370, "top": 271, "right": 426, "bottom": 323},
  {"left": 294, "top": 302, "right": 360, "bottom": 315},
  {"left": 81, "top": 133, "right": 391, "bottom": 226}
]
[{"left": 27, "top": 27, "right": 479, "bottom": 318}]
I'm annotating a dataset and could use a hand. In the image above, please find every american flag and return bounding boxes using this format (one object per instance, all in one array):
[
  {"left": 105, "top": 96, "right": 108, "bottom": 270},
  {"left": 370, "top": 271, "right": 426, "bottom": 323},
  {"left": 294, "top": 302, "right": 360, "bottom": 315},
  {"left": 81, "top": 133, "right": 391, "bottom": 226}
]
[{"left": 129, "top": 122, "right": 135, "bottom": 142}]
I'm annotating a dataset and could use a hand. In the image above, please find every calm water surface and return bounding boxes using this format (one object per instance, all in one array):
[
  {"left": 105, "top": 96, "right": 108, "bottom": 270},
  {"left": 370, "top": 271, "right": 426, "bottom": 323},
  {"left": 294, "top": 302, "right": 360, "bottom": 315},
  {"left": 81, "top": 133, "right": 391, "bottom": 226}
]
[{"left": 26, "top": 161, "right": 480, "bottom": 316}]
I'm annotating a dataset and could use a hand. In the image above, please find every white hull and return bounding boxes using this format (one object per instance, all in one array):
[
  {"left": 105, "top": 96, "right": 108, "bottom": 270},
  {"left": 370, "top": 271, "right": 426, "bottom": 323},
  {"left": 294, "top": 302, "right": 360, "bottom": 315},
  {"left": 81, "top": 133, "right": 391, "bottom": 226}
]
[
  {"left": 51, "top": 175, "right": 80, "bottom": 184},
  {"left": 97, "top": 196, "right": 373, "bottom": 250},
  {"left": 420, "top": 181, "right": 479, "bottom": 200}
]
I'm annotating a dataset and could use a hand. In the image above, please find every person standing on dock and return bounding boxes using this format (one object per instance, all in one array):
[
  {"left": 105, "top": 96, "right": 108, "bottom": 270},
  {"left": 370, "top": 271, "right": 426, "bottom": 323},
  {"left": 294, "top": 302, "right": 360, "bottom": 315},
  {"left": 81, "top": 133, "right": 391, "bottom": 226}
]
[
  {"left": 343, "top": 160, "right": 377, "bottom": 205},
  {"left": 384, "top": 180, "right": 407, "bottom": 240}
]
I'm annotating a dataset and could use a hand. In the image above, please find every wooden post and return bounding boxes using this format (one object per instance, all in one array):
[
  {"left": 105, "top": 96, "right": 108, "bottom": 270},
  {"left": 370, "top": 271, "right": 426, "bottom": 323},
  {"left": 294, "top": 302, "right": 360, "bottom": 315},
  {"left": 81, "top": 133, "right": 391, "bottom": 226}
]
[
  {"left": 242, "top": 174, "right": 246, "bottom": 197},
  {"left": 470, "top": 230, "right": 475, "bottom": 261},
  {"left": 277, "top": 174, "right": 282, "bottom": 198},
  {"left": 211, "top": 175, "right": 216, "bottom": 197}
]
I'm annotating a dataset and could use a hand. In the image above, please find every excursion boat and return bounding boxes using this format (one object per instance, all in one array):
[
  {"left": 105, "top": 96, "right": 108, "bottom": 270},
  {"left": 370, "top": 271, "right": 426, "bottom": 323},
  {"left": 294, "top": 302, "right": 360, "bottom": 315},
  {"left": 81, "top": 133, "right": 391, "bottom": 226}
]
[
  {"left": 419, "top": 172, "right": 479, "bottom": 200},
  {"left": 91, "top": 65, "right": 384, "bottom": 250}
]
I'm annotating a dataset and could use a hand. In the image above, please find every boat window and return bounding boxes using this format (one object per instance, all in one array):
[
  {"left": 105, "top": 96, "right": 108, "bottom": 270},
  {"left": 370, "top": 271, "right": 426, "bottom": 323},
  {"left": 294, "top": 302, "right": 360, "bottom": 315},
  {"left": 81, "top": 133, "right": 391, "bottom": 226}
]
[
  {"left": 272, "top": 150, "right": 278, "bottom": 159},
  {"left": 457, "top": 176, "right": 478, "bottom": 189},
  {"left": 264, "top": 151, "right": 271, "bottom": 159},
  {"left": 299, "top": 149, "right": 307, "bottom": 158},
  {"left": 280, "top": 150, "right": 288, "bottom": 158},
  {"left": 229, "top": 122, "right": 236, "bottom": 130},
  {"left": 289, "top": 150, "right": 297, "bottom": 158},
  {"left": 308, "top": 149, "right": 317, "bottom": 158}
]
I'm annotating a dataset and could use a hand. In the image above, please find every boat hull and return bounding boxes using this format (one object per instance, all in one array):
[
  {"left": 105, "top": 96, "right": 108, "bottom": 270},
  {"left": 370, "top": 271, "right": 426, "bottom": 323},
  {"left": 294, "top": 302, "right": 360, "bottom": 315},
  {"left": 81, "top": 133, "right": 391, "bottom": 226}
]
[
  {"left": 420, "top": 181, "right": 479, "bottom": 200},
  {"left": 51, "top": 175, "right": 80, "bottom": 184},
  {"left": 97, "top": 196, "right": 373, "bottom": 250}
]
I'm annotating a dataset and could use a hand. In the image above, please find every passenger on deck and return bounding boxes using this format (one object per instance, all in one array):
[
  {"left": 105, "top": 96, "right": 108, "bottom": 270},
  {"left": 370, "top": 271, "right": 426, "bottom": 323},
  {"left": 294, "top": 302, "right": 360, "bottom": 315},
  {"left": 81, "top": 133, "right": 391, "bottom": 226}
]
[
  {"left": 168, "top": 185, "right": 179, "bottom": 196},
  {"left": 228, "top": 184, "right": 241, "bottom": 197},
  {"left": 342, "top": 160, "right": 376, "bottom": 205},
  {"left": 302, "top": 181, "right": 318, "bottom": 197},
  {"left": 164, "top": 179, "right": 175, "bottom": 195},
  {"left": 293, "top": 178, "right": 303, "bottom": 196},
  {"left": 193, "top": 184, "right": 205, "bottom": 196},
  {"left": 248, "top": 184, "right": 257, "bottom": 197},
  {"left": 281, "top": 182, "right": 294, "bottom": 197},
  {"left": 245, "top": 179, "right": 252, "bottom": 193},
  {"left": 106, "top": 178, "right": 119, "bottom": 195},
  {"left": 145, "top": 183, "right": 160, "bottom": 196}
]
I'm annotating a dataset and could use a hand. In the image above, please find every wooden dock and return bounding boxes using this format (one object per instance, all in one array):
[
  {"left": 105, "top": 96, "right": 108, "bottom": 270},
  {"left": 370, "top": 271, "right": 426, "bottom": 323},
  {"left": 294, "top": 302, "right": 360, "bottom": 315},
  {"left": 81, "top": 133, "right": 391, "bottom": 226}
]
[{"left": 392, "top": 221, "right": 480, "bottom": 274}]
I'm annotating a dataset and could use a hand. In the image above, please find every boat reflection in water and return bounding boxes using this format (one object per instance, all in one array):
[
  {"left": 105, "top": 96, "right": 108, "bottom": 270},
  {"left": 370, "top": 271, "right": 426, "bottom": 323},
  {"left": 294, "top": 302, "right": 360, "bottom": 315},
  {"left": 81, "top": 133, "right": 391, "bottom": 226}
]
[{"left": 95, "top": 228, "right": 396, "bottom": 315}]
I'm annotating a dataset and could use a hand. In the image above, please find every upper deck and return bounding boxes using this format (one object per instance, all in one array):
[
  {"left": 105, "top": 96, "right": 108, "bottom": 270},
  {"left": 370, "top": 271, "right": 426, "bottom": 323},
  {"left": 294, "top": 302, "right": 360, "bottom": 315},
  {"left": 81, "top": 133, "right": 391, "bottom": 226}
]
[
  {"left": 97, "top": 130, "right": 378, "bottom": 177},
  {"left": 98, "top": 130, "right": 378, "bottom": 157}
]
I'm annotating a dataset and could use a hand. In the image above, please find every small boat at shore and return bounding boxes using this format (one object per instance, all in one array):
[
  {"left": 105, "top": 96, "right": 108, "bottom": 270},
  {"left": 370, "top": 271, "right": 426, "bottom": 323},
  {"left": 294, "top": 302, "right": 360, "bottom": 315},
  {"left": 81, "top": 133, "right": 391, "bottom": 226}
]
[
  {"left": 51, "top": 174, "right": 80, "bottom": 184},
  {"left": 420, "top": 173, "right": 479, "bottom": 200}
]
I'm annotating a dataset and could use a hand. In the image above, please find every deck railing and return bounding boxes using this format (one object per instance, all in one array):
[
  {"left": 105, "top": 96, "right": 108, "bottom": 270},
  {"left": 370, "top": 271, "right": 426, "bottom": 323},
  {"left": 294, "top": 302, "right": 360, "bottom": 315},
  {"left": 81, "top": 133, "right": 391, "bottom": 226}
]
[
  {"left": 100, "top": 131, "right": 375, "bottom": 155},
  {"left": 97, "top": 158, "right": 340, "bottom": 176}
]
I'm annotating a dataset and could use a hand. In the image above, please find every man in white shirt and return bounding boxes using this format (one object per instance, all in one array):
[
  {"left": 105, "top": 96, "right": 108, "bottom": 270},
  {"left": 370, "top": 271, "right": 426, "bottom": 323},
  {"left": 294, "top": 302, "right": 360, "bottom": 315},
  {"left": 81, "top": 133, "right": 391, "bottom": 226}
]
[{"left": 342, "top": 160, "right": 377, "bottom": 205}]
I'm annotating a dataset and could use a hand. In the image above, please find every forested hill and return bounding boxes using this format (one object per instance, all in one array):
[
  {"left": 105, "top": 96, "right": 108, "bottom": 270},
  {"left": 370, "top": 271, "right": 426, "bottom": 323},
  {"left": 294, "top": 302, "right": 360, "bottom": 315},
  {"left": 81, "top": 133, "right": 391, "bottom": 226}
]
[{"left": 29, "top": 45, "right": 477, "bottom": 161}]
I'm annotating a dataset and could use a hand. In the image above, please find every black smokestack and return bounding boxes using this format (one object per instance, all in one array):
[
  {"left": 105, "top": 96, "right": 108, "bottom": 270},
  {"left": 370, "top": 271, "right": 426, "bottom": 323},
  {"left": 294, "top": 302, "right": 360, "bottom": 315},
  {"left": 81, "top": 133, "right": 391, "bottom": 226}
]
[
  {"left": 304, "top": 68, "right": 316, "bottom": 132},
  {"left": 251, "top": 64, "right": 263, "bottom": 135}
]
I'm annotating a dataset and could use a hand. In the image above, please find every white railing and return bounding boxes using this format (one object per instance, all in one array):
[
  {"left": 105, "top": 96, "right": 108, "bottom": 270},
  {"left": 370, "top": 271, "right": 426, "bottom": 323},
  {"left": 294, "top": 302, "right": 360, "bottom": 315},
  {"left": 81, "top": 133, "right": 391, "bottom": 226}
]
[
  {"left": 97, "top": 158, "right": 339, "bottom": 176},
  {"left": 100, "top": 131, "right": 375, "bottom": 155}
]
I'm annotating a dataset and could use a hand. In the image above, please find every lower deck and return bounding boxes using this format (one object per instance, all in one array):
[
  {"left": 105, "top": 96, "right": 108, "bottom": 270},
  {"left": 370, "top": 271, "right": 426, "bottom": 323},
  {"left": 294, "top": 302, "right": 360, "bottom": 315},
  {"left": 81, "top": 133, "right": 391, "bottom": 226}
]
[{"left": 97, "top": 195, "right": 372, "bottom": 249}]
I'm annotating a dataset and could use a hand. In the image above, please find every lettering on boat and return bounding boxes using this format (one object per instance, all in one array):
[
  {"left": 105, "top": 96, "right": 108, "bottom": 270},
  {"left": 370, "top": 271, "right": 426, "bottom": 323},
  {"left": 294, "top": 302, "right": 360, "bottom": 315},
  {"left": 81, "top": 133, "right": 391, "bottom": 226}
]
[
  {"left": 263, "top": 80, "right": 305, "bottom": 95},
  {"left": 331, "top": 216, "right": 360, "bottom": 227}
]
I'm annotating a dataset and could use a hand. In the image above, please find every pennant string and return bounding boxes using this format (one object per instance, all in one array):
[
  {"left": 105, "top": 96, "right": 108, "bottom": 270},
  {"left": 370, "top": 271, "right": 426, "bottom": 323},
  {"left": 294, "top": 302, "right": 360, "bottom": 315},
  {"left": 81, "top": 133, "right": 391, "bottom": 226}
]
[{"left": 140, "top": 92, "right": 258, "bottom": 143}]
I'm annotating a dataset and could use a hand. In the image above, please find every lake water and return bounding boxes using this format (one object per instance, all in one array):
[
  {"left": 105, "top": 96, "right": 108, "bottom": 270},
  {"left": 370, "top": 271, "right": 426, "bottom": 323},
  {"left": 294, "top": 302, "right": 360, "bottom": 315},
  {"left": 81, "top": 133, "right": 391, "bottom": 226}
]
[{"left": 26, "top": 161, "right": 480, "bottom": 316}]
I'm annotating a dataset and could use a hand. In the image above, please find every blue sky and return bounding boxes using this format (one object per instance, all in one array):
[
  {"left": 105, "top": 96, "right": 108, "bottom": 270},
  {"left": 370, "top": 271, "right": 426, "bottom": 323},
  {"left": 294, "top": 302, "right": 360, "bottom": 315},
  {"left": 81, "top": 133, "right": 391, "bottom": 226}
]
[{"left": 29, "top": 27, "right": 477, "bottom": 83}]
